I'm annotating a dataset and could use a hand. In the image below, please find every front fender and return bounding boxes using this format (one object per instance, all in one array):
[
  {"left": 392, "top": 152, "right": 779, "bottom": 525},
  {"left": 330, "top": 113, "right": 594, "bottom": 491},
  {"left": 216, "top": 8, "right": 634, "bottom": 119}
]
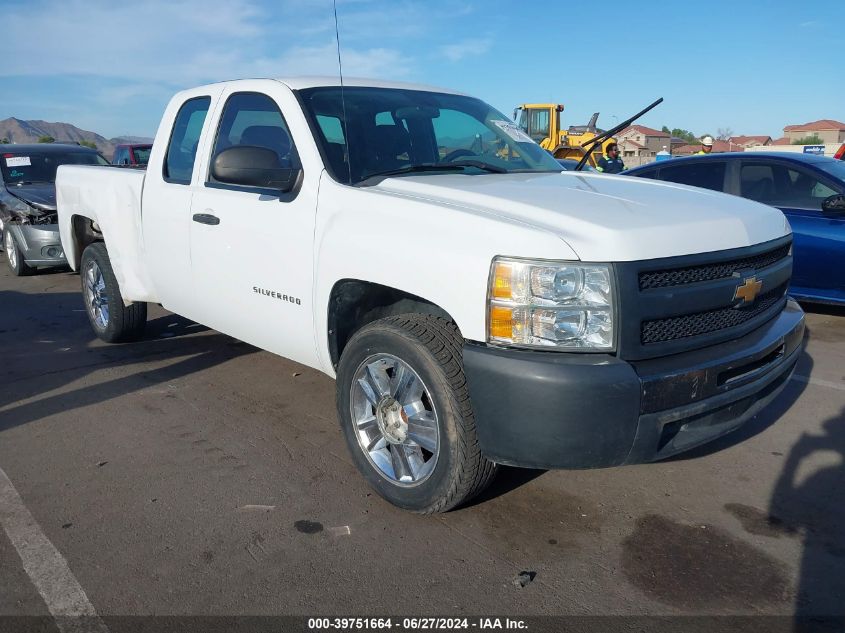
[{"left": 312, "top": 173, "right": 577, "bottom": 375}]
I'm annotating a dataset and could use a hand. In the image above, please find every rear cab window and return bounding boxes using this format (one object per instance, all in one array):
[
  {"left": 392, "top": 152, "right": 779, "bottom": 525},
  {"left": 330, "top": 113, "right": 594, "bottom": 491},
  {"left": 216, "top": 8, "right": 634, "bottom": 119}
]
[{"left": 163, "top": 96, "right": 211, "bottom": 184}]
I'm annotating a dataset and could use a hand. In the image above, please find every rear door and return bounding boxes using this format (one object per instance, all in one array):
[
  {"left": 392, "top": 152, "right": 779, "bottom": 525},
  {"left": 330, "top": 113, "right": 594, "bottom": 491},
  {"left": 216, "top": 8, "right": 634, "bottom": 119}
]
[
  {"left": 188, "top": 84, "right": 320, "bottom": 368},
  {"left": 738, "top": 159, "right": 845, "bottom": 301},
  {"left": 142, "top": 88, "right": 223, "bottom": 318}
]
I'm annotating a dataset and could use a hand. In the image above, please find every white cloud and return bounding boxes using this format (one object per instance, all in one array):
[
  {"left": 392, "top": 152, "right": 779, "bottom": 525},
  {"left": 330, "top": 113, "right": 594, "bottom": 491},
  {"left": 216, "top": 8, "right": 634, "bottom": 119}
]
[
  {"left": 0, "top": 0, "right": 413, "bottom": 84},
  {"left": 438, "top": 38, "right": 492, "bottom": 62}
]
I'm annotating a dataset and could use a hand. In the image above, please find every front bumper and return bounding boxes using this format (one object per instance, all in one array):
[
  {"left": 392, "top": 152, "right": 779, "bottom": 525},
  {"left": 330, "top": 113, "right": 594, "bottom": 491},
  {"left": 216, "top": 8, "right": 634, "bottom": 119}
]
[
  {"left": 463, "top": 300, "right": 805, "bottom": 469},
  {"left": 8, "top": 223, "right": 67, "bottom": 267}
]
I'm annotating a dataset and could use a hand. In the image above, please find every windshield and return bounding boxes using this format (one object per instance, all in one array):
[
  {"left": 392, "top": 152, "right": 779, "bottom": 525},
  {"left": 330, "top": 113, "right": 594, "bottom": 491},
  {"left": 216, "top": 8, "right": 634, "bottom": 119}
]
[
  {"left": 131, "top": 146, "right": 152, "bottom": 165},
  {"left": 1, "top": 150, "right": 109, "bottom": 184},
  {"left": 298, "top": 87, "right": 562, "bottom": 185},
  {"left": 817, "top": 158, "right": 845, "bottom": 183}
]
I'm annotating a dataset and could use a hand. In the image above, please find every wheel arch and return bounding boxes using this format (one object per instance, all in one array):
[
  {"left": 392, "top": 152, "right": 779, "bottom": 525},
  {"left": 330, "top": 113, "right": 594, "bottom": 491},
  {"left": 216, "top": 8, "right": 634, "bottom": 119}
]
[
  {"left": 68, "top": 214, "right": 103, "bottom": 270},
  {"left": 327, "top": 279, "right": 460, "bottom": 369}
]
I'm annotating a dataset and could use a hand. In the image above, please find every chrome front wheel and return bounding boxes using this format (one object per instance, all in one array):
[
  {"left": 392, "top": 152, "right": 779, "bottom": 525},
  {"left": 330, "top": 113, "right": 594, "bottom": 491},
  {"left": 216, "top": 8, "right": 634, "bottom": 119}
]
[
  {"left": 5, "top": 230, "right": 17, "bottom": 270},
  {"left": 350, "top": 354, "right": 440, "bottom": 486}
]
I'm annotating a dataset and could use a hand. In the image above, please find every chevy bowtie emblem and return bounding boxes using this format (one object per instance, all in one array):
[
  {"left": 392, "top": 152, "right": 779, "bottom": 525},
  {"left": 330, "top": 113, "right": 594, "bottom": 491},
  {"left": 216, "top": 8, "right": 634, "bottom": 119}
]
[{"left": 734, "top": 276, "right": 763, "bottom": 304}]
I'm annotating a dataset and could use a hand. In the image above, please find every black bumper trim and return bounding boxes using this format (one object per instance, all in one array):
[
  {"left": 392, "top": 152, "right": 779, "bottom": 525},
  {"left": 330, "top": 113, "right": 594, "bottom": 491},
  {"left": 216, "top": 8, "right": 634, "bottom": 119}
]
[{"left": 462, "top": 301, "right": 805, "bottom": 470}]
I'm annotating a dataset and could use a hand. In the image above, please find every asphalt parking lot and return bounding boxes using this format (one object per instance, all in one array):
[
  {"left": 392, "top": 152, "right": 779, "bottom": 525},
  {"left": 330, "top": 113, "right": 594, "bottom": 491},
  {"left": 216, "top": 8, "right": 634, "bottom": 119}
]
[{"left": 1, "top": 262, "right": 844, "bottom": 628}]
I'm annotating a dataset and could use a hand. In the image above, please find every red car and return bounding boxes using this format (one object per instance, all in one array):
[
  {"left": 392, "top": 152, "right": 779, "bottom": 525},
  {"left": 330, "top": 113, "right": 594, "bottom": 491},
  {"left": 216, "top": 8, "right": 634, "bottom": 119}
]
[
  {"left": 835, "top": 143, "right": 845, "bottom": 160},
  {"left": 112, "top": 143, "right": 152, "bottom": 167}
]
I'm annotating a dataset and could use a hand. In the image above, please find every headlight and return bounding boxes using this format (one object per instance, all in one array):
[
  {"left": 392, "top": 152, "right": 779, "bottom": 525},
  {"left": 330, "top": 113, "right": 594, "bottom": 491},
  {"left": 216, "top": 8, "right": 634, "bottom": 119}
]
[{"left": 487, "top": 257, "right": 614, "bottom": 350}]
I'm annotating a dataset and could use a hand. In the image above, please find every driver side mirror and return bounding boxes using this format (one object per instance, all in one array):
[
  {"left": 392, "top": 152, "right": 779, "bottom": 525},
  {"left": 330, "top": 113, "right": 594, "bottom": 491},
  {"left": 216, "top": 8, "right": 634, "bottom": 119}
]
[
  {"left": 211, "top": 146, "right": 301, "bottom": 193},
  {"left": 822, "top": 193, "right": 845, "bottom": 216}
]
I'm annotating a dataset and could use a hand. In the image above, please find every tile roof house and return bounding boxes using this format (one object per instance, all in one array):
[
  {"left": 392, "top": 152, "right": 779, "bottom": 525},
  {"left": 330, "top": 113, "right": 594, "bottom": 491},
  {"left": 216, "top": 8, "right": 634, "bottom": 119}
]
[
  {"left": 728, "top": 135, "right": 772, "bottom": 148},
  {"left": 617, "top": 125, "right": 670, "bottom": 157},
  {"left": 783, "top": 119, "right": 845, "bottom": 144}
]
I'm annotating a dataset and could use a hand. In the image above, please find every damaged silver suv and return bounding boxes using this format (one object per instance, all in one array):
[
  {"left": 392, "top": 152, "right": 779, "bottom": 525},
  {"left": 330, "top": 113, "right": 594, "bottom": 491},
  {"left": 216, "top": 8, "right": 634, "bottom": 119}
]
[{"left": 1, "top": 143, "right": 109, "bottom": 276}]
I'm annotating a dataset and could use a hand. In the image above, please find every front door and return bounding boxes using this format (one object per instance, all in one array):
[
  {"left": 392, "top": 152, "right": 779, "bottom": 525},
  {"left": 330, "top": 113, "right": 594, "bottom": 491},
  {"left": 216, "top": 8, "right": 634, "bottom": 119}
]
[
  {"left": 188, "top": 87, "right": 319, "bottom": 367},
  {"left": 738, "top": 160, "right": 845, "bottom": 303}
]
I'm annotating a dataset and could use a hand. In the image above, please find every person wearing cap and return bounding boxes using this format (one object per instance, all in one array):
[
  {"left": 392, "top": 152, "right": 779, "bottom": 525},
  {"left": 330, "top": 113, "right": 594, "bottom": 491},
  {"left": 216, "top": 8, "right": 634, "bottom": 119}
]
[
  {"left": 596, "top": 142, "right": 625, "bottom": 173},
  {"left": 696, "top": 136, "right": 714, "bottom": 154}
]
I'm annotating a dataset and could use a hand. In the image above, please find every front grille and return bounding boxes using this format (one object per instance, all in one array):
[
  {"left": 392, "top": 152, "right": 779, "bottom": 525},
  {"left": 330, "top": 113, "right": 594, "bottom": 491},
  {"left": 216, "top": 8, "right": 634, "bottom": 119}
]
[
  {"left": 639, "top": 243, "right": 791, "bottom": 290},
  {"left": 641, "top": 284, "right": 788, "bottom": 345}
]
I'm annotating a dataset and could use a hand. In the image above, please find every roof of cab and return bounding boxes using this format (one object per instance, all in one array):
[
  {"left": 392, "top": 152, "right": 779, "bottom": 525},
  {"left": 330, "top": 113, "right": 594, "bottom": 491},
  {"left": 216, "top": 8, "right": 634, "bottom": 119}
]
[{"left": 184, "top": 76, "right": 466, "bottom": 96}]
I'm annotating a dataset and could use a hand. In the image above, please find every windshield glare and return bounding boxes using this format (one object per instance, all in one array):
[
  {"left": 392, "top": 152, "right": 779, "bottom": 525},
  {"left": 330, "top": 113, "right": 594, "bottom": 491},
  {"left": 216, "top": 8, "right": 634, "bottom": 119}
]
[
  {"left": 1, "top": 150, "right": 109, "bottom": 184},
  {"left": 298, "top": 87, "right": 563, "bottom": 184}
]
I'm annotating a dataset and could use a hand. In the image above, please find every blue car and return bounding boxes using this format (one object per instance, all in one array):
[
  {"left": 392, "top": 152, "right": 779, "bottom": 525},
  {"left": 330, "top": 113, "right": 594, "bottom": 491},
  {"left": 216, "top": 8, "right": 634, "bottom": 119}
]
[{"left": 626, "top": 152, "right": 845, "bottom": 305}]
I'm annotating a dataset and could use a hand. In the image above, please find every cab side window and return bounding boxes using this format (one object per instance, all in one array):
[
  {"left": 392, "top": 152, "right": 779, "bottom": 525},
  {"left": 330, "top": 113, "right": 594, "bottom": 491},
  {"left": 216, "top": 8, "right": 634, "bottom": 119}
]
[
  {"left": 209, "top": 92, "right": 299, "bottom": 186},
  {"left": 660, "top": 162, "right": 727, "bottom": 192},
  {"left": 163, "top": 97, "right": 211, "bottom": 184}
]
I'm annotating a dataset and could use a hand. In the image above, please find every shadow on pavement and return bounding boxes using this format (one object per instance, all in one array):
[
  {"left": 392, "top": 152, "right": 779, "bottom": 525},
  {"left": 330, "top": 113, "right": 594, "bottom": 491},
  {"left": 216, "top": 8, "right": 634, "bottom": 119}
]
[
  {"left": 771, "top": 402, "right": 845, "bottom": 623},
  {"left": 0, "top": 289, "right": 254, "bottom": 433}
]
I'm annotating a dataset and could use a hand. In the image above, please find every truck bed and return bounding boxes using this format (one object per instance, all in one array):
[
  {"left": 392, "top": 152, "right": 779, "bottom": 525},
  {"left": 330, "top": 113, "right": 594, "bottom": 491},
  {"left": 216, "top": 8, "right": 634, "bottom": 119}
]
[{"left": 56, "top": 165, "right": 158, "bottom": 303}]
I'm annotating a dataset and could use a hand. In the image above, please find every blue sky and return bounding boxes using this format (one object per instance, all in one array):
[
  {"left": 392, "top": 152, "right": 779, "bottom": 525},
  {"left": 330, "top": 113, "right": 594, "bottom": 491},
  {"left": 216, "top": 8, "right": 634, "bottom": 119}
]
[{"left": 1, "top": 0, "right": 842, "bottom": 140}]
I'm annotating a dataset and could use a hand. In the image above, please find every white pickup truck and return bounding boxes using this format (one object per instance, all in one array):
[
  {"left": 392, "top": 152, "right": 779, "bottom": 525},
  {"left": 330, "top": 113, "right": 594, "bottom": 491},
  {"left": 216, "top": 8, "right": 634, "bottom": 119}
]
[{"left": 57, "top": 78, "right": 804, "bottom": 512}]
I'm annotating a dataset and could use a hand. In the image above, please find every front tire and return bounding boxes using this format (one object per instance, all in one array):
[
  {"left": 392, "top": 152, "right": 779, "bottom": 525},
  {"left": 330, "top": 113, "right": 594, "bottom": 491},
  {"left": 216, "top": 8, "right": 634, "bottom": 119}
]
[
  {"left": 80, "top": 242, "right": 147, "bottom": 342},
  {"left": 4, "top": 228, "right": 35, "bottom": 276},
  {"left": 336, "top": 315, "right": 497, "bottom": 513}
]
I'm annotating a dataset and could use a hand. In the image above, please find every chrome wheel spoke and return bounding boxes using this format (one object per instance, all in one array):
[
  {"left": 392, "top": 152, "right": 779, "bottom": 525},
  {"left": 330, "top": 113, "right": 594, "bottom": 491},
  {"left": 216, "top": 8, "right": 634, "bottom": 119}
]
[
  {"left": 390, "top": 444, "right": 415, "bottom": 481},
  {"left": 366, "top": 434, "right": 387, "bottom": 452},
  {"left": 357, "top": 377, "right": 380, "bottom": 407},
  {"left": 407, "top": 424, "right": 437, "bottom": 453},
  {"left": 391, "top": 362, "right": 416, "bottom": 403},
  {"left": 356, "top": 414, "right": 378, "bottom": 431},
  {"left": 365, "top": 362, "right": 391, "bottom": 397}
]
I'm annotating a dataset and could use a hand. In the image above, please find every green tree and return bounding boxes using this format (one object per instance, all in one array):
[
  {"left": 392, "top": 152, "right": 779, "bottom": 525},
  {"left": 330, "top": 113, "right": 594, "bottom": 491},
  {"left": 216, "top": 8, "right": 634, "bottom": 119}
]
[
  {"left": 79, "top": 140, "right": 97, "bottom": 150},
  {"left": 37, "top": 135, "right": 55, "bottom": 143},
  {"left": 792, "top": 134, "right": 823, "bottom": 145},
  {"left": 663, "top": 127, "right": 699, "bottom": 144},
  {"left": 0, "top": 137, "right": 10, "bottom": 144}
]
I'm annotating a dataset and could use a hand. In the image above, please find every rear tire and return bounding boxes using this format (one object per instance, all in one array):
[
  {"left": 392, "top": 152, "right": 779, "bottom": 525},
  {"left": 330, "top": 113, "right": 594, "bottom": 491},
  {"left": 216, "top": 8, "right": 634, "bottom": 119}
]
[
  {"left": 336, "top": 314, "right": 497, "bottom": 513},
  {"left": 80, "top": 242, "right": 147, "bottom": 342},
  {"left": 4, "top": 228, "right": 35, "bottom": 276}
]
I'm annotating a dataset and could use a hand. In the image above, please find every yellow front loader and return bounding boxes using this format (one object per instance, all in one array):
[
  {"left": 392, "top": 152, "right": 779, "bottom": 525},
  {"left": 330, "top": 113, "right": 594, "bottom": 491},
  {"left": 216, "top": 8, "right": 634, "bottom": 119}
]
[{"left": 513, "top": 103, "right": 616, "bottom": 168}]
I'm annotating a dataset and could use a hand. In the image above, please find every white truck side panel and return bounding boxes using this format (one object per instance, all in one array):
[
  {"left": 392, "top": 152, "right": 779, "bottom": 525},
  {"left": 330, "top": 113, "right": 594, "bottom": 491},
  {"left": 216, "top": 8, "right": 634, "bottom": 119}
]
[
  {"left": 312, "top": 174, "right": 578, "bottom": 375},
  {"left": 56, "top": 165, "right": 158, "bottom": 303}
]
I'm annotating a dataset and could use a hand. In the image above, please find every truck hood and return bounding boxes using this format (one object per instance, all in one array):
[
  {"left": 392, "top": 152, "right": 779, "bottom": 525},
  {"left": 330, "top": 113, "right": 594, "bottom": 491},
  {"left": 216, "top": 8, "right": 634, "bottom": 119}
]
[
  {"left": 370, "top": 172, "right": 789, "bottom": 261},
  {"left": 6, "top": 183, "right": 57, "bottom": 212}
]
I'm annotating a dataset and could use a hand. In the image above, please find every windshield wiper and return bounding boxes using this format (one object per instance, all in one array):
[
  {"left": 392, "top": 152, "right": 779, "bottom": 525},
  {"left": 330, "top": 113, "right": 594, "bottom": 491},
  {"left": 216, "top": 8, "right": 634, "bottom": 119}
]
[{"left": 362, "top": 160, "right": 507, "bottom": 183}]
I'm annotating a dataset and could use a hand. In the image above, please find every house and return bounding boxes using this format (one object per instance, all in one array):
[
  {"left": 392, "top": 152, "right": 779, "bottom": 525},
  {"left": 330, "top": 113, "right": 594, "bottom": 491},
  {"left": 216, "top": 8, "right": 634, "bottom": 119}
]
[
  {"left": 728, "top": 135, "right": 772, "bottom": 148},
  {"left": 617, "top": 125, "right": 670, "bottom": 157},
  {"left": 783, "top": 120, "right": 845, "bottom": 144}
]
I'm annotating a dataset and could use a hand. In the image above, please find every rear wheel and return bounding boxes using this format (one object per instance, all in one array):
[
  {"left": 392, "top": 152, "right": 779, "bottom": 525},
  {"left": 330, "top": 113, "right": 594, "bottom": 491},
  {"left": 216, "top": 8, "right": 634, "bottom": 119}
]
[
  {"left": 4, "top": 228, "right": 35, "bottom": 276},
  {"left": 80, "top": 242, "right": 147, "bottom": 342},
  {"left": 336, "top": 315, "right": 497, "bottom": 513}
]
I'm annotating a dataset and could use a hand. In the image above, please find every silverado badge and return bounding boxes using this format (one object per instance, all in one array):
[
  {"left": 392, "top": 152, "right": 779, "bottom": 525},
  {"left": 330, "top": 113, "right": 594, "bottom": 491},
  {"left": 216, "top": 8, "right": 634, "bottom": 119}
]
[{"left": 734, "top": 276, "right": 763, "bottom": 305}]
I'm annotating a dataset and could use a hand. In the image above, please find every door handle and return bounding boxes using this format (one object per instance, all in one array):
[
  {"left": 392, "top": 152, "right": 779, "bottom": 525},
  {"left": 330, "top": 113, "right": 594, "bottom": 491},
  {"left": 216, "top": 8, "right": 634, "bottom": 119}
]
[{"left": 192, "top": 213, "right": 220, "bottom": 226}]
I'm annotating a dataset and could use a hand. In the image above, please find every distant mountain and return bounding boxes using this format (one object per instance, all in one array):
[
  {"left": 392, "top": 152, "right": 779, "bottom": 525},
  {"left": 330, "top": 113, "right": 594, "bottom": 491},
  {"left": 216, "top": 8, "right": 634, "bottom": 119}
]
[{"left": 0, "top": 118, "right": 152, "bottom": 159}]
